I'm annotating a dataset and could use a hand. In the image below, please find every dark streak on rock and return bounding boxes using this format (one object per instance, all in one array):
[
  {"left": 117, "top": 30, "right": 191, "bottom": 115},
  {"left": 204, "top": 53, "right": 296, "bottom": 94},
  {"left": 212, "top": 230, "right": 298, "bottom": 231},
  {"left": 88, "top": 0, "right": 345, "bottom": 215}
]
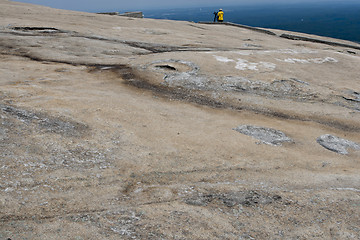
[
  {"left": 88, "top": 65, "right": 360, "bottom": 132},
  {"left": 1, "top": 104, "right": 88, "bottom": 137},
  {"left": 342, "top": 96, "right": 360, "bottom": 103},
  {"left": 280, "top": 34, "right": 360, "bottom": 50},
  {"left": 12, "top": 26, "right": 64, "bottom": 33},
  {"left": 155, "top": 65, "right": 177, "bottom": 71},
  {"left": 0, "top": 208, "right": 108, "bottom": 223}
]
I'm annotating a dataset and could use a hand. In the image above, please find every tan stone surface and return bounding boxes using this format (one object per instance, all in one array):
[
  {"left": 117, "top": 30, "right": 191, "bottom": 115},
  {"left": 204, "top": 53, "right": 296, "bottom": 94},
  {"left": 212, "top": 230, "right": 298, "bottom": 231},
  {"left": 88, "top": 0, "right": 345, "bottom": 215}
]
[{"left": 0, "top": 0, "right": 359, "bottom": 239}]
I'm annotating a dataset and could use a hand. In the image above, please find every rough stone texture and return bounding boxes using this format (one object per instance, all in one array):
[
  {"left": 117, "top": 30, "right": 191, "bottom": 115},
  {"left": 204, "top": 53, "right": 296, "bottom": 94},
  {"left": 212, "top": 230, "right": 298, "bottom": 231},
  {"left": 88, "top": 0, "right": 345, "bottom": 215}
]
[
  {"left": 1, "top": 1, "right": 360, "bottom": 239},
  {"left": 233, "top": 125, "right": 293, "bottom": 146},
  {"left": 317, "top": 134, "right": 360, "bottom": 155},
  {"left": 185, "top": 190, "right": 282, "bottom": 207}
]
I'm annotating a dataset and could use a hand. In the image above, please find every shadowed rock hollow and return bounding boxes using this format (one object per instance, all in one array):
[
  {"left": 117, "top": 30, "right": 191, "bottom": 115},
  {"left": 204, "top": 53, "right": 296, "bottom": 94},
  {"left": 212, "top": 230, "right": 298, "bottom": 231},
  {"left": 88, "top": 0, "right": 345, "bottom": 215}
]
[{"left": 0, "top": 0, "right": 359, "bottom": 239}]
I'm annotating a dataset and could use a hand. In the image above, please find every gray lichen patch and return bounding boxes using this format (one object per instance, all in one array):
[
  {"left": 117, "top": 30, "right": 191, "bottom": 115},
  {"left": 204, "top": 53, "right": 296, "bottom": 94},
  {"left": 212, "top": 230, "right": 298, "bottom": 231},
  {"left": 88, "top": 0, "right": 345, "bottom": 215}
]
[
  {"left": 316, "top": 134, "right": 360, "bottom": 155},
  {"left": 222, "top": 77, "right": 316, "bottom": 101},
  {"left": 185, "top": 190, "right": 282, "bottom": 207},
  {"left": 146, "top": 59, "right": 318, "bottom": 102},
  {"left": 233, "top": 125, "right": 293, "bottom": 146},
  {"left": 1, "top": 104, "right": 88, "bottom": 137}
]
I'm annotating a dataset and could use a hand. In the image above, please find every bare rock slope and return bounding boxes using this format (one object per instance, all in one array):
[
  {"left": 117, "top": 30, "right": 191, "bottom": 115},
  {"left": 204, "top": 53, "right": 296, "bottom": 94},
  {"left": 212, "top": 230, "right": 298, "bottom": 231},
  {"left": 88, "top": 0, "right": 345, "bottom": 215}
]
[{"left": 1, "top": 0, "right": 360, "bottom": 239}]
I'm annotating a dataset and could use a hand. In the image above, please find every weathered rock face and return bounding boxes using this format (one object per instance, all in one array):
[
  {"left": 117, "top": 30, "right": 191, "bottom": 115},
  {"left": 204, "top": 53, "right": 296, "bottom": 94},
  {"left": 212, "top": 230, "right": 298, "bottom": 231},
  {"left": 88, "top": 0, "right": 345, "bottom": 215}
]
[{"left": 0, "top": 1, "right": 360, "bottom": 239}]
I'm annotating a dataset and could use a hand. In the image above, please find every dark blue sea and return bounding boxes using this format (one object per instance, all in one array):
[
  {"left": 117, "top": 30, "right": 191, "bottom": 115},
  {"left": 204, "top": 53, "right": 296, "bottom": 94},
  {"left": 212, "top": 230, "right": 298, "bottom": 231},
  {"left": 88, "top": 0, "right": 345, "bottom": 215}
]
[{"left": 143, "top": 2, "right": 360, "bottom": 43}]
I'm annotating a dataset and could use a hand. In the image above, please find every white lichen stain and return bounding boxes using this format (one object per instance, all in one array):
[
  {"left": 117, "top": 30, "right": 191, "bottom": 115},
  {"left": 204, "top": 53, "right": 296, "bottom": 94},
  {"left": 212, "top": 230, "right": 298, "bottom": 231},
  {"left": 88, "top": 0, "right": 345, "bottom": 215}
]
[
  {"left": 276, "top": 57, "right": 338, "bottom": 64},
  {"left": 213, "top": 55, "right": 276, "bottom": 71},
  {"left": 261, "top": 49, "right": 318, "bottom": 54},
  {"left": 214, "top": 56, "right": 235, "bottom": 63},
  {"left": 235, "top": 59, "right": 276, "bottom": 71},
  {"left": 259, "top": 61, "right": 276, "bottom": 70},
  {"left": 235, "top": 59, "right": 258, "bottom": 70}
]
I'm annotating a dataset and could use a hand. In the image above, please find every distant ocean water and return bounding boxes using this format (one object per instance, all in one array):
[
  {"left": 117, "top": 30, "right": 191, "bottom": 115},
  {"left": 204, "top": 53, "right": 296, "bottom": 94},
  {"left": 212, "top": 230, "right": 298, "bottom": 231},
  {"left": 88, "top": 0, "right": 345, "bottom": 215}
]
[{"left": 143, "top": 2, "right": 360, "bottom": 44}]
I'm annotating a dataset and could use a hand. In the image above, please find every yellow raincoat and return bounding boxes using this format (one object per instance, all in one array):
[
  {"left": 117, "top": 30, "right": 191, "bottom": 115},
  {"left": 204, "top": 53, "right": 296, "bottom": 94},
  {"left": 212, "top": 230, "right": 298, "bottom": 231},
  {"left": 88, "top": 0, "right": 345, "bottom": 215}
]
[{"left": 217, "top": 10, "right": 224, "bottom": 21}]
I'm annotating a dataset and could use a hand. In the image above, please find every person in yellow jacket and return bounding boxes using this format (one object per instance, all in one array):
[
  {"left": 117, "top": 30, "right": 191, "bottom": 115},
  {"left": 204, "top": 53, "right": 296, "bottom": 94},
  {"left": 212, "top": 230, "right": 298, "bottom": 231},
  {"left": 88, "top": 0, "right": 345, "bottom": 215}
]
[{"left": 217, "top": 9, "right": 224, "bottom": 22}]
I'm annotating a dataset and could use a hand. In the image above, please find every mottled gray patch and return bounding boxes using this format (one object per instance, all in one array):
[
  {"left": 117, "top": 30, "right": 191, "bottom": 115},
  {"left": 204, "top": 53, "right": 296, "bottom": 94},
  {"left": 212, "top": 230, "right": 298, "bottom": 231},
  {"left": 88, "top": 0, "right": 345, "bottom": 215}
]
[
  {"left": 144, "top": 59, "right": 319, "bottom": 102},
  {"left": 233, "top": 125, "right": 292, "bottom": 146},
  {"left": 185, "top": 193, "right": 214, "bottom": 206},
  {"left": 223, "top": 77, "right": 315, "bottom": 100},
  {"left": 145, "top": 59, "right": 213, "bottom": 90},
  {"left": 0, "top": 126, "right": 7, "bottom": 141},
  {"left": 185, "top": 191, "right": 282, "bottom": 207},
  {"left": 316, "top": 134, "right": 360, "bottom": 155},
  {"left": 0, "top": 104, "right": 88, "bottom": 137}
]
